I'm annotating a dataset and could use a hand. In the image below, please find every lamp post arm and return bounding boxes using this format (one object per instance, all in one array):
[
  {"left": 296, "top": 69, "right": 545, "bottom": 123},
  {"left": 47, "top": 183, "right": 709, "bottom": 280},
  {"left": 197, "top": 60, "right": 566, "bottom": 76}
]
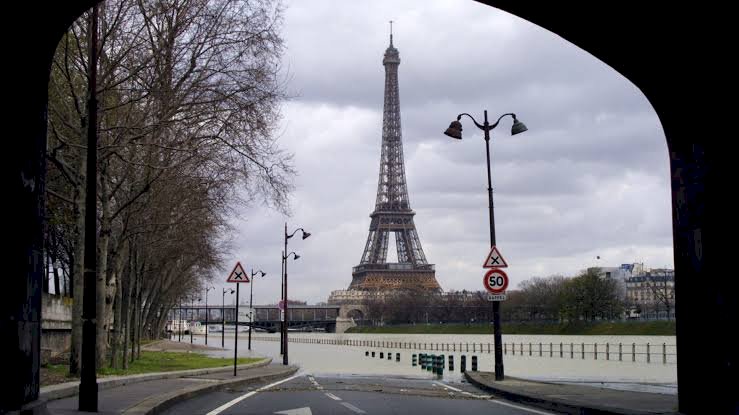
[
  {"left": 286, "top": 227, "right": 306, "bottom": 239},
  {"left": 489, "top": 113, "right": 517, "bottom": 130},
  {"left": 457, "top": 113, "right": 485, "bottom": 130}
]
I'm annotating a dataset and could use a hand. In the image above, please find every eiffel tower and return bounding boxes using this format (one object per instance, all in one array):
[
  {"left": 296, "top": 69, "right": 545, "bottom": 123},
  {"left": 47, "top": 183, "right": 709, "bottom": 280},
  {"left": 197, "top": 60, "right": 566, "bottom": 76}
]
[{"left": 349, "top": 29, "right": 441, "bottom": 292}]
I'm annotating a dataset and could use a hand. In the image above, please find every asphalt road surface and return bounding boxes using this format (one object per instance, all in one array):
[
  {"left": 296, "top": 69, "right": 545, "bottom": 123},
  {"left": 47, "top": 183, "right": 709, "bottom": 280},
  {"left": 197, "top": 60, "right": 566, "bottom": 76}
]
[{"left": 160, "top": 373, "right": 559, "bottom": 414}]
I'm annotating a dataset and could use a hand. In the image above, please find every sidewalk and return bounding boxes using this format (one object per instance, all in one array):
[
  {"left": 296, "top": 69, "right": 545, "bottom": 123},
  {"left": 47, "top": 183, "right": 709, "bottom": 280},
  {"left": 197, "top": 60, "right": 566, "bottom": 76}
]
[
  {"left": 36, "top": 362, "right": 297, "bottom": 415},
  {"left": 465, "top": 371, "right": 679, "bottom": 415}
]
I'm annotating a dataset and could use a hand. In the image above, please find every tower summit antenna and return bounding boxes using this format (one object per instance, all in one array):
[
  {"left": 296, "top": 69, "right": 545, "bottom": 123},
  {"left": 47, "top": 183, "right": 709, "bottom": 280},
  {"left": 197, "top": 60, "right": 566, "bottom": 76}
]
[{"left": 389, "top": 20, "right": 393, "bottom": 46}]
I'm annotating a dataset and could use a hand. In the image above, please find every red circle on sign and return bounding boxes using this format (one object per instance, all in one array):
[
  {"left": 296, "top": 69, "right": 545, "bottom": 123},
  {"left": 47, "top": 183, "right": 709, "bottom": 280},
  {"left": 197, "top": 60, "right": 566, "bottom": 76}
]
[{"left": 483, "top": 269, "right": 509, "bottom": 293}]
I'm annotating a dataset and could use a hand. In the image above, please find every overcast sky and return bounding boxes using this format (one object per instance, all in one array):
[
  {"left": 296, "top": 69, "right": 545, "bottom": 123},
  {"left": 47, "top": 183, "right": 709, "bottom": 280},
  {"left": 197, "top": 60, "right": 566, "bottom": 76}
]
[{"left": 209, "top": 0, "right": 673, "bottom": 306}]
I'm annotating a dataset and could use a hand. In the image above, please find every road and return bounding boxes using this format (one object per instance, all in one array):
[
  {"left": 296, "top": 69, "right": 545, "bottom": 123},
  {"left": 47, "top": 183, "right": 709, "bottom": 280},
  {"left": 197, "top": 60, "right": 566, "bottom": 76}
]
[{"left": 160, "top": 373, "right": 558, "bottom": 414}]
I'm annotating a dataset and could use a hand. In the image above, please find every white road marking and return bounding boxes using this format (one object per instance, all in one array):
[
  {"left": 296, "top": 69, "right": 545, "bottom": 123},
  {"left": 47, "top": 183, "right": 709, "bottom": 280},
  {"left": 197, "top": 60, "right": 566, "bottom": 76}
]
[
  {"left": 489, "top": 399, "right": 558, "bottom": 415},
  {"left": 324, "top": 392, "right": 342, "bottom": 401},
  {"left": 205, "top": 374, "right": 301, "bottom": 415},
  {"left": 340, "top": 402, "right": 367, "bottom": 414},
  {"left": 433, "top": 381, "right": 463, "bottom": 392},
  {"left": 274, "top": 408, "right": 313, "bottom": 415}
]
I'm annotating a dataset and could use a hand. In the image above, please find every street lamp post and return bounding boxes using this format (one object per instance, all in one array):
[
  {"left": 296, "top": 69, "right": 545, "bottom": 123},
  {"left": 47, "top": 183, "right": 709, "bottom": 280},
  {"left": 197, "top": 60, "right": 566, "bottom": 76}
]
[
  {"left": 178, "top": 298, "right": 182, "bottom": 342},
  {"left": 282, "top": 223, "right": 310, "bottom": 365},
  {"left": 249, "top": 269, "right": 266, "bottom": 351},
  {"left": 191, "top": 297, "right": 197, "bottom": 344},
  {"left": 444, "top": 110, "right": 527, "bottom": 381},
  {"left": 205, "top": 286, "right": 214, "bottom": 345},
  {"left": 222, "top": 288, "right": 234, "bottom": 348}
]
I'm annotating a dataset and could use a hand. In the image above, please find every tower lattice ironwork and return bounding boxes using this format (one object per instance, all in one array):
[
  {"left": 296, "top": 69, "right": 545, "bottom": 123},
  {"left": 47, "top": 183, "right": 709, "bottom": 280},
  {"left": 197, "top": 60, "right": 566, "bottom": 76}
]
[{"left": 350, "top": 31, "right": 440, "bottom": 291}]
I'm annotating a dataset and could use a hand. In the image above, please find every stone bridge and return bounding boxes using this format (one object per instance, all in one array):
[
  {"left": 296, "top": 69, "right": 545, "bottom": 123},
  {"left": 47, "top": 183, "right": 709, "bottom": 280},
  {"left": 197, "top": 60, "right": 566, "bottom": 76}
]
[{"left": 171, "top": 304, "right": 363, "bottom": 333}]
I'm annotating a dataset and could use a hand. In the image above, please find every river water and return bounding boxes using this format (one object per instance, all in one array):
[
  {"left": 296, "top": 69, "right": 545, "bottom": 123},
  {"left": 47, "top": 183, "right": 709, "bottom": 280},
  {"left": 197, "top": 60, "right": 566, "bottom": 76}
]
[{"left": 183, "top": 331, "right": 677, "bottom": 394}]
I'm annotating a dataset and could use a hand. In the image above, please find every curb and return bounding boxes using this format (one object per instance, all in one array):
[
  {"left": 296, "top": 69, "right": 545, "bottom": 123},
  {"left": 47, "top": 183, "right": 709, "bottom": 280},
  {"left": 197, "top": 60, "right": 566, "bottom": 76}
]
[
  {"left": 122, "top": 366, "right": 299, "bottom": 415},
  {"left": 39, "top": 357, "right": 272, "bottom": 402},
  {"left": 464, "top": 372, "right": 678, "bottom": 415}
]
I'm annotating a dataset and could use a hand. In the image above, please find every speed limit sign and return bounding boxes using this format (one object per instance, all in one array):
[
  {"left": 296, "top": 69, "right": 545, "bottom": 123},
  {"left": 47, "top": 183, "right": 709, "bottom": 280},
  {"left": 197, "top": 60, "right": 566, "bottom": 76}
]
[{"left": 483, "top": 269, "right": 509, "bottom": 293}]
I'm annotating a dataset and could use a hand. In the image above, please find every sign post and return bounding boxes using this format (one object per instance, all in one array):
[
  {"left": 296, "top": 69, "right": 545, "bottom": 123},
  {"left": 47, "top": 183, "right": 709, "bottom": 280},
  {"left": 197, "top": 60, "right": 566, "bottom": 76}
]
[
  {"left": 481, "top": 245, "right": 508, "bottom": 380},
  {"left": 226, "top": 261, "right": 249, "bottom": 376}
]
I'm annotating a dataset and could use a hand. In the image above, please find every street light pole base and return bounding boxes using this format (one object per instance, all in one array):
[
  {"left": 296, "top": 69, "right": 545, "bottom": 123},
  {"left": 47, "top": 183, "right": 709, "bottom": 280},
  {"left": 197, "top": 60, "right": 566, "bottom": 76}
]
[{"left": 78, "top": 380, "right": 98, "bottom": 412}]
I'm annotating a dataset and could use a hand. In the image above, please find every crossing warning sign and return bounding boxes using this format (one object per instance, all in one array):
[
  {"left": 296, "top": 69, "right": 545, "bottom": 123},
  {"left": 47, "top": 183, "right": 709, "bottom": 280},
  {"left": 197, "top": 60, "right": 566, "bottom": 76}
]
[
  {"left": 483, "top": 245, "right": 508, "bottom": 268},
  {"left": 226, "top": 261, "right": 250, "bottom": 283}
]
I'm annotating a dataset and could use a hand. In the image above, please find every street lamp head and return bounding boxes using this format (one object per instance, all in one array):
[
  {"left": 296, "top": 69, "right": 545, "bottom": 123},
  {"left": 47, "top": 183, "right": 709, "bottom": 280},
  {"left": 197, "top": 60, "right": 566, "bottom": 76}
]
[
  {"left": 293, "top": 254, "right": 301, "bottom": 260},
  {"left": 260, "top": 271, "right": 267, "bottom": 277},
  {"left": 444, "top": 120, "right": 463, "bottom": 139},
  {"left": 511, "top": 118, "right": 528, "bottom": 135},
  {"left": 302, "top": 231, "right": 311, "bottom": 240}
]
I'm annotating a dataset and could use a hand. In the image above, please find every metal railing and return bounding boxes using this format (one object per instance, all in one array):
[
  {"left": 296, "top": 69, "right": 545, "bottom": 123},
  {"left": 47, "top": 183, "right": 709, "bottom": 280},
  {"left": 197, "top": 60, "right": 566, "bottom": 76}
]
[{"left": 249, "top": 336, "right": 677, "bottom": 364}]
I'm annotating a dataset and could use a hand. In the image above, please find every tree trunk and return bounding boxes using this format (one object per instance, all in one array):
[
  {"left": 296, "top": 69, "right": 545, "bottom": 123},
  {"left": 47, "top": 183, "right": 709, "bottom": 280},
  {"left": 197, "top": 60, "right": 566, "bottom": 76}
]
[
  {"left": 68, "top": 179, "right": 86, "bottom": 376},
  {"left": 122, "top": 246, "right": 133, "bottom": 369},
  {"left": 96, "top": 174, "right": 111, "bottom": 368},
  {"left": 110, "top": 239, "right": 128, "bottom": 368}
]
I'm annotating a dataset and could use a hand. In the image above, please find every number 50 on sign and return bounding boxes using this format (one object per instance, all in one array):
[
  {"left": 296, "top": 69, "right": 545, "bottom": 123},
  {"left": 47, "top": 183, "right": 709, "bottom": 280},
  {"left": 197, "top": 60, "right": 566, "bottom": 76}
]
[{"left": 483, "top": 269, "right": 509, "bottom": 294}]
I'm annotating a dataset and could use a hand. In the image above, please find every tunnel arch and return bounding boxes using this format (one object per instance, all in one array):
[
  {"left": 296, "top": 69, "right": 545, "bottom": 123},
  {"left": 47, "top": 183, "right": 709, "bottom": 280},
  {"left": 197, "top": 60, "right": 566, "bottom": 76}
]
[{"left": 5, "top": 2, "right": 733, "bottom": 414}]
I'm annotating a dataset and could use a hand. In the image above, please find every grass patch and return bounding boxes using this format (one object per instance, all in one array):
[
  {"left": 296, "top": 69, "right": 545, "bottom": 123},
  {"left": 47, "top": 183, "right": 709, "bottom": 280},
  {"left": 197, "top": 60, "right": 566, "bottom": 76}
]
[
  {"left": 346, "top": 321, "right": 676, "bottom": 336},
  {"left": 97, "top": 351, "right": 261, "bottom": 376},
  {"left": 42, "top": 351, "right": 262, "bottom": 380},
  {"left": 43, "top": 363, "right": 77, "bottom": 379}
]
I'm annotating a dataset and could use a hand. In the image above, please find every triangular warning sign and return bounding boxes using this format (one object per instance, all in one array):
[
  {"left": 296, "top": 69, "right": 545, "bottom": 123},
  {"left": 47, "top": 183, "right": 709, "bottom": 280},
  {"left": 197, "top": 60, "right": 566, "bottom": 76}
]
[
  {"left": 483, "top": 245, "right": 508, "bottom": 268},
  {"left": 226, "top": 261, "right": 250, "bottom": 283}
]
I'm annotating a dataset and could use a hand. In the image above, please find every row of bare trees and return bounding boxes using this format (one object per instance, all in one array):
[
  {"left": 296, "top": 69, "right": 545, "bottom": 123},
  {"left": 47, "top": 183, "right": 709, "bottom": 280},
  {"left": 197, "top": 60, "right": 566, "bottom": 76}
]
[
  {"left": 45, "top": 0, "right": 292, "bottom": 374},
  {"left": 361, "top": 269, "right": 628, "bottom": 325}
]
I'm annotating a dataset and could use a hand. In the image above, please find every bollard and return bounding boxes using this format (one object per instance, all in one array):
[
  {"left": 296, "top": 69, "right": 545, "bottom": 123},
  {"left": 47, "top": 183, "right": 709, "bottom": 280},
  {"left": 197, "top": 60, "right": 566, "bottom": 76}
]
[
  {"left": 448, "top": 355, "right": 454, "bottom": 371},
  {"left": 663, "top": 343, "right": 666, "bottom": 364},
  {"left": 539, "top": 342, "right": 542, "bottom": 357},
  {"left": 560, "top": 342, "right": 563, "bottom": 358},
  {"left": 582, "top": 342, "right": 585, "bottom": 359},
  {"left": 460, "top": 355, "right": 467, "bottom": 373},
  {"left": 619, "top": 343, "right": 623, "bottom": 361},
  {"left": 606, "top": 343, "right": 610, "bottom": 360},
  {"left": 504, "top": 343, "right": 507, "bottom": 355},
  {"left": 632, "top": 343, "right": 636, "bottom": 362},
  {"left": 396, "top": 353, "right": 400, "bottom": 362},
  {"left": 471, "top": 355, "right": 478, "bottom": 371},
  {"left": 594, "top": 343, "right": 598, "bottom": 360},
  {"left": 412, "top": 354, "right": 417, "bottom": 366},
  {"left": 529, "top": 343, "right": 532, "bottom": 356},
  {"left": 550, "top": 342, "right": 553, "bottom": 357},
  {"left": 647, "top": 343, "right": 651, "bottom": 363}
]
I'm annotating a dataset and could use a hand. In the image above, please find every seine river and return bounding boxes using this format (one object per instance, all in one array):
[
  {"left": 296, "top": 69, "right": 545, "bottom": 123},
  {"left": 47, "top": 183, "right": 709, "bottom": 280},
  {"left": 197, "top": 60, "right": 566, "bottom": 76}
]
[{"left": 185, "top": 331, "right": 677, "bottom": 394}]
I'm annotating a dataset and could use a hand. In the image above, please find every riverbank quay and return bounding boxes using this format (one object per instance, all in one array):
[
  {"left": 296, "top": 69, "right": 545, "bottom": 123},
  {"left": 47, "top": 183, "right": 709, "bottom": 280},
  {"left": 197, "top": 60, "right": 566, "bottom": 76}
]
[
  {"left": 465, "top": 371, "right": 678, "bottom": 415},
  {"left": 17, "top": 357, "right": 298, "bottom": 415},
  {"left": 347, "top": 321, "right": 676, "bottom": 336}
]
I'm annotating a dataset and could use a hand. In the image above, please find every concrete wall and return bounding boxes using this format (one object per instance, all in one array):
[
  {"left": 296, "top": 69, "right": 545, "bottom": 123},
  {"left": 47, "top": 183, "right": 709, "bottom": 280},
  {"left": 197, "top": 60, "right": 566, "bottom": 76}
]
[{"left": 41, "top": 294, "right": 73, "bottom": 361}]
